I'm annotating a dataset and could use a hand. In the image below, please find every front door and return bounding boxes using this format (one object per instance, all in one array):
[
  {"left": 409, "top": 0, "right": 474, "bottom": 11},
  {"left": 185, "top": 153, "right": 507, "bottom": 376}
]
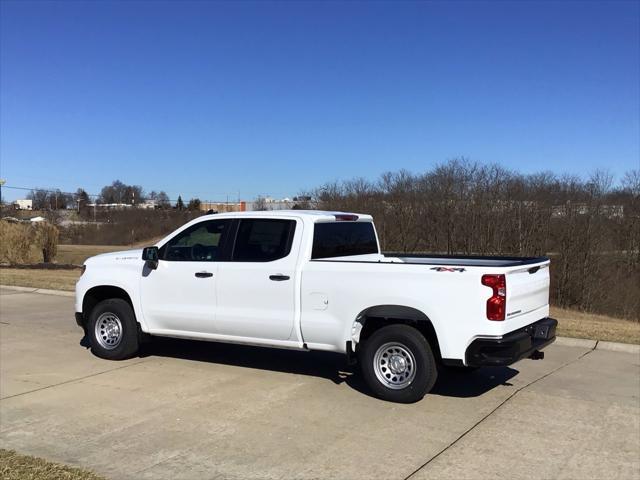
[
  {"left": 215, "top": 218, "right": 300, "bottom": 341},
  {"left": 140, "top": 219, "right": 231, "bottom": 334}
]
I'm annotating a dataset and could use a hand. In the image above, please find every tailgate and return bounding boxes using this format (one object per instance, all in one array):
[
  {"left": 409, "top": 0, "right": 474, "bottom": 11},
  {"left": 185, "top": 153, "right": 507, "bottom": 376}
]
[{"left": 505, "top": 260, "right": 550, "bottom": 319}]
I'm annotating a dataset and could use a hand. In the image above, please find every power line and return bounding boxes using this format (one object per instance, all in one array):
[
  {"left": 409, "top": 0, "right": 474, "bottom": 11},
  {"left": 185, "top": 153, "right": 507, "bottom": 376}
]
[{"left": 3, "top": 185, "right": 98, "bottom": 198}]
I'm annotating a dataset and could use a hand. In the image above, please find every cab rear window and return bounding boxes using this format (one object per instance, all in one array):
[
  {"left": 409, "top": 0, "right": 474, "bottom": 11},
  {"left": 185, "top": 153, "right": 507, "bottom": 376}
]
[{"left": 312, "top": 222, "right": 378, "bottom": 259}]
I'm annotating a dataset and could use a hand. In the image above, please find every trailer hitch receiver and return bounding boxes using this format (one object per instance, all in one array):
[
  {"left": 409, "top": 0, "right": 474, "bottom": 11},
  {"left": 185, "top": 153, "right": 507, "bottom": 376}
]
[{"left": 529, "top": 350, "right": 545, "bottom": 360}]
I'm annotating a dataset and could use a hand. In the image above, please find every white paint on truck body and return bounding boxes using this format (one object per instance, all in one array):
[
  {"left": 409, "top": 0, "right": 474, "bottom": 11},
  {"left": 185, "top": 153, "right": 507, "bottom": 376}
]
[{"left": 76, "top": 210, "right": 550, "bottom": 364}]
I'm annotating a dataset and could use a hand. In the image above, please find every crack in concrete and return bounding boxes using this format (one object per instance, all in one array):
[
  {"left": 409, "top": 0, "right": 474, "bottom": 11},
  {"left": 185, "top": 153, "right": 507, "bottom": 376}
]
[
  {"left": 0, "top": 359, "right": 149, "bottom": 401},
  {"left": 403, "top": 342, "right": 599, "bottom": 480}
]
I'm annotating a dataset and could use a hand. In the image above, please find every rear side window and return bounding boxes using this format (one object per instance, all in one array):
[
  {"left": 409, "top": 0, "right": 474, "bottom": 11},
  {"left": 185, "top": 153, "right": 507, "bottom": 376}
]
[
  {"left": 232, "top": 219, "right": 296, "bottom": 262},
  {"left": 312, "top": 222, "right": 378, "bottom": 259}
]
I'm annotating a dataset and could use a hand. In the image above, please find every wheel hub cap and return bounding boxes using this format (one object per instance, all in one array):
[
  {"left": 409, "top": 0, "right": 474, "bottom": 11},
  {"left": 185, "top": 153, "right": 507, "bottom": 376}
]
[
  {"left": 95, "top": 313, "right": 123, "bottom": 350},
  {"left": 389, "top": 354, "right": 407, "bottom": 374},
  {"left": 373, "top": 342, "right": 417, "bottom": 390}
]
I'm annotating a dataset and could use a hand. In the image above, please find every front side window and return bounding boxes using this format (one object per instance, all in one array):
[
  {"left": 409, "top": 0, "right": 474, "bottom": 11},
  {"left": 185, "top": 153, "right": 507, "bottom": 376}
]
[
  {"left": 162, "top": 220, "right": 229, "bottom": 261},
  {"left": 312, "top": 222, "right": 378, "bottom": 259},
  {"left": 232, "top": 219, "right": 295, "bottom": 262}
]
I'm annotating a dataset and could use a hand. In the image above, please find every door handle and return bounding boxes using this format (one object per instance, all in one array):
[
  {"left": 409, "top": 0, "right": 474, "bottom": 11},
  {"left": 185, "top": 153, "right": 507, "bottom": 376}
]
[
  {"left": 269, "top": 274, "right": 290, "bottom": 281},
  {"left": 195, "top": 271, "right": 213, "bottom": 278}
]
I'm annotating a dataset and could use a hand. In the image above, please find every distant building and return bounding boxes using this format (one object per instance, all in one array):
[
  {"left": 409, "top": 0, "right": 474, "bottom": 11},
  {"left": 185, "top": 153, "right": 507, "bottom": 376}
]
[
  {"left": 199, "top": 201, "right": 247, "bottom": 213},
  {"left": 551, "top": 203, "right": 624, "bottom": 219},
  {"left": 196, "top": 197, "right": 309, "bottom": 213},
  {"left": 244, "top": 196, "right": 309, "bottom": 211},
  {"left": 86, "top": 203, "right": 134, "bottom": 210},
  {"left": 140, "top": 200, "right": 157, "bottom": 210},
  {"left": 13, "top": 199, "right": 33, "bottom": 210},
  {"left": 600, "top": 205, "right": 624, "bottom": 219}
]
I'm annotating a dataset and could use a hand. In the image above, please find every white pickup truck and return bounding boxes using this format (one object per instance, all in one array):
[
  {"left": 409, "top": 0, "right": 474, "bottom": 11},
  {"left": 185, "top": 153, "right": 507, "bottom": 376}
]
[{"left": 75, "top": 210, "right": 557, "bottom": 403}]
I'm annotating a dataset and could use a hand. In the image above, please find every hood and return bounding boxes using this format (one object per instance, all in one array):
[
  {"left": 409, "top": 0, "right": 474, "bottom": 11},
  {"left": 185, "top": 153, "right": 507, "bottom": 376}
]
[{"left": 85, "top": 249, "right": 143, "bottom": 265}]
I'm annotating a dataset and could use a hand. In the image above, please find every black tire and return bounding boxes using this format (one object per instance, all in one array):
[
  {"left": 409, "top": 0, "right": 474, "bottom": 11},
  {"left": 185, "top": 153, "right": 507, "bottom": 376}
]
[
  {"left": 87, "top": 298, "right": 139, "bottom": 360},
  {"left": 359, "top": 324, "right": 438, "bottom": 403}
]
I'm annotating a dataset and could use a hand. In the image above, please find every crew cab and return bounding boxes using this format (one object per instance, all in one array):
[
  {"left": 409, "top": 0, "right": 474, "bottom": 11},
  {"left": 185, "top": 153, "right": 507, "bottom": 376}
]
[{"left": 75, "top": 211, "right": 557, "bottom": 402}]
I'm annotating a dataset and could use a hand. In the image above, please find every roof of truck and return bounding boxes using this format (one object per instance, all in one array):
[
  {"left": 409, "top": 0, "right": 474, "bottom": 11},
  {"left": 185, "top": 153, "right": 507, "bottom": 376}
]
[{"left": 200, "top": 210, "right": 373, "bottom": 222}]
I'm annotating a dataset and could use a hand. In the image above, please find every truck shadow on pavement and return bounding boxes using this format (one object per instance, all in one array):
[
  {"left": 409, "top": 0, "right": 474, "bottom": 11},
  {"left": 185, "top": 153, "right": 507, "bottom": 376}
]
[{"left": 81, "top": 335, "right": 519, "bottom": 399}]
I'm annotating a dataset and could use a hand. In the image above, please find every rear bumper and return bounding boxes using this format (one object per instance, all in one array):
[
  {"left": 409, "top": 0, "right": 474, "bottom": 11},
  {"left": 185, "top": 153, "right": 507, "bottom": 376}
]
[{"left": 465, "top": 317, "right": 557, "bottom": 367}]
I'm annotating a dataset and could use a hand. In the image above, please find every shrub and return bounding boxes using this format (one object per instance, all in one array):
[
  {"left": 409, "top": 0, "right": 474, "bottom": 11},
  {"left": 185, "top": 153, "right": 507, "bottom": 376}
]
[
  {"left": 0, "top": 221, "right": 40, "bottom": 264},
  {"left": 0, "top": 220, "right": 59, "bottom": 264},
  {"left": 34, "top": 223, "right": 59, "bottom": 263}
]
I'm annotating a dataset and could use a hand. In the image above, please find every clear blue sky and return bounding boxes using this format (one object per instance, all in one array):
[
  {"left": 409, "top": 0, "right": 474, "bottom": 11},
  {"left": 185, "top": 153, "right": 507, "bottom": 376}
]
[{"left": 1, "top": 0, "right": 638, "bottom": 202}]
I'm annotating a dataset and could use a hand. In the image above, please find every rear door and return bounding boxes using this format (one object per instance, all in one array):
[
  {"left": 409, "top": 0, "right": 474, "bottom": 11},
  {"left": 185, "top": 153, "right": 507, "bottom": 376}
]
[{"left": 215, "top": 218, "right": 301, "bottom": 340}]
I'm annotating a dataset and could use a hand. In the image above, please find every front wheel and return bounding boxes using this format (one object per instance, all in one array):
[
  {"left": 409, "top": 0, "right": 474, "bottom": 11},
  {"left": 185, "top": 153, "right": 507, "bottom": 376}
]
[
  {"left": 88, "top": 298, "right": 139, "bottom": 360},
  {"left": 359, "top": 324, "right": 438, "bottom": 403}
]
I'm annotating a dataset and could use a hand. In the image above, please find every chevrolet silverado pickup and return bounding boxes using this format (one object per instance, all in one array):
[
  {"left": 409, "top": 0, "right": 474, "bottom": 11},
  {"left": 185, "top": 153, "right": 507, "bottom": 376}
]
[{"left": 75, "top": 210, "right": 557, "bottom": 403}]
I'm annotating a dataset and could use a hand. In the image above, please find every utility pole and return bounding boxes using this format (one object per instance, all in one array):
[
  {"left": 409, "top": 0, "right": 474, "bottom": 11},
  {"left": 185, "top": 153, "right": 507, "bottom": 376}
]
[{"left": 0, "top": 179, "right": 5, "bottom": 218}]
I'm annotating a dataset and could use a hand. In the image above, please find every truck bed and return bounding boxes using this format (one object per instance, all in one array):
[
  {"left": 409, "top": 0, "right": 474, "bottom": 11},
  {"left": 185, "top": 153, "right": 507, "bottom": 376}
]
[{"left": 384, "top": 253, "right": 550, "bottom": 267}]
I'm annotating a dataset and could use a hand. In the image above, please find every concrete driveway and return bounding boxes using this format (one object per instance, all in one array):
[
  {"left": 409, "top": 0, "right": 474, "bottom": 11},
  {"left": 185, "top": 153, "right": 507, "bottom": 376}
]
[{"left": 1, "top": 287, "right": 638, "bottom": 480}]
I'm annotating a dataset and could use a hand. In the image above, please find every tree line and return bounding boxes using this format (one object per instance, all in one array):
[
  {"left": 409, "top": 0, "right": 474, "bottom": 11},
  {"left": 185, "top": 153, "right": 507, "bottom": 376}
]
[
  {"left": 24, "top": 180, "right": 202, "bottom": 211},
  {"left": 307, "top": 159, "right": 639, "bottom": 320}
]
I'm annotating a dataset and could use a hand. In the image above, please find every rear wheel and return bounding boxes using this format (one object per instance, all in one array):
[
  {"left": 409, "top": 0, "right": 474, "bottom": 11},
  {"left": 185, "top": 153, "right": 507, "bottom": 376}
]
[
  {"left": 359, "top": 324, "right": 437, "bottom": 403},
  {"left": 88, "top": 298, "right": 139, "bottom": 360}
]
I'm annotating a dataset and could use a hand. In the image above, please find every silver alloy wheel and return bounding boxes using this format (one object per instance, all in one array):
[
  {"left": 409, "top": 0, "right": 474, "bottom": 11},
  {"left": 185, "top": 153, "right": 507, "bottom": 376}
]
[
  {"left": 94, "top": 312, "right": 123, "bottom": 350},
  {"left": 373, "top": 342, "right": 417, "bottom": 389}
]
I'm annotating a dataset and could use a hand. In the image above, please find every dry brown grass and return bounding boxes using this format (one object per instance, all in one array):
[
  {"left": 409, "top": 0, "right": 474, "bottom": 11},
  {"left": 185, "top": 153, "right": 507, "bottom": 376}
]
[
  {"left": 0, "top": 268, "right": 80, "bottom": 291},
  {"left": 0, "top": 449, "right": 106, "bottom": 480},
  {"left": 56, "top": 245, "right": 125, "bottom": 265},
  {"left": 0, "top": 222, "right": 42, "bottom": 264},
  {"left": 552, "top": 306, "right": 640, "bottom": 345},
  {"left": 55, "top": 241, "right": 158, "bottom": 265},
  {"left": 0, "top": 221, "right": 60, "bottom": 264}
]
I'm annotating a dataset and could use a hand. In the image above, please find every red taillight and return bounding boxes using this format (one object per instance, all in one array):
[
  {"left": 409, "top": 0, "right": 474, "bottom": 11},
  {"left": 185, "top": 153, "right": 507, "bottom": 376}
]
[
  {"left": 481, "top": 274, "right": 506, "bottom": 321},
  {"left": 334, "top": 214, "right": 359, "bottom": 221}
]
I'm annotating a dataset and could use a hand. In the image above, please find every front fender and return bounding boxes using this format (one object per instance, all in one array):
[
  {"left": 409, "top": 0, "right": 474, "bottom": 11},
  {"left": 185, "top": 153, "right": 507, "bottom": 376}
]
[{"left": 76, "top": 261, "right": 148, "bottom": 332}]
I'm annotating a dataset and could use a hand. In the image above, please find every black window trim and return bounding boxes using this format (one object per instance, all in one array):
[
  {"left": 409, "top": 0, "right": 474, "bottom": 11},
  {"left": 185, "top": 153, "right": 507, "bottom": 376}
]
[{"left": 230, "top": 218, "right": 297, "bottom": 263}]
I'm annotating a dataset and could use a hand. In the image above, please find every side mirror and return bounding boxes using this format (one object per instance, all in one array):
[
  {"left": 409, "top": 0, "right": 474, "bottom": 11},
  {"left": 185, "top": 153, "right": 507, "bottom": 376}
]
[{"left": 142, "top": 246, "right": 159, "bottom": 270}]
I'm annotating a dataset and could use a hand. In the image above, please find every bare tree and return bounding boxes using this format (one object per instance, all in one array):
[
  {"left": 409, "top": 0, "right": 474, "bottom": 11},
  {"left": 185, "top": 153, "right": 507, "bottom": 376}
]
[
  {"left": 253, "top": 196, "right": 268, "bottom": 211},
  {"left": 187, "top": 198, "right": 202, "bottom": 211},
  {"left": 156, "top": 191, "right": 170, "bottom": 209},
  {"left": 307, "top": 160, "right": 639, "bottom": 320},
  {"left": 27, "top": 189, "right": 49, "bottom": 210}
]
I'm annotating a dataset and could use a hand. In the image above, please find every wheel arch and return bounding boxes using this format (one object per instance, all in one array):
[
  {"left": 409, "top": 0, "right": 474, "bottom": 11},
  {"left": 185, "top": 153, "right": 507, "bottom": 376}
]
[
  {"left": 81, "top": 285, "right": 136, "bottom": 326},
  {"left": 352, "top": 304, "right": 442, "bottom": 361}
]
